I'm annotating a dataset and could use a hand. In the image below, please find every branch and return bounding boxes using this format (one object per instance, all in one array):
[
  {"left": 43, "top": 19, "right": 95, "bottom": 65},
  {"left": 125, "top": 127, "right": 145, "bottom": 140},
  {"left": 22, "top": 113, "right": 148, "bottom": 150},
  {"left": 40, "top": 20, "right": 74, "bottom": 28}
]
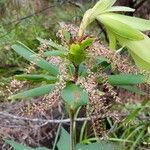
[
  {"left": 0, "top": 111, "right": 149, "bottom": 125},
  {"left": 0, "top": 111, "right": 91, "bottom": 123}
]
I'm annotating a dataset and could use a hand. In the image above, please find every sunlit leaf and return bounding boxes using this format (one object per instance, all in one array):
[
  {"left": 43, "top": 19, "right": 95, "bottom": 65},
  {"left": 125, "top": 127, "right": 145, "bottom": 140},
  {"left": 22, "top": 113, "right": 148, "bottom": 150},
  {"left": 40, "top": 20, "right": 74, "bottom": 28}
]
[
  {"left": 11, "top": 42, "right": 59, "bottom": 76},
  {"left": 106, "top": 6, "right": 135, "bottom": 12},
  {"left": 80, "top": 38, "right": 94, "bottom": 50},
  {"left": 102, "top": 13, "right": 150, "bottom": 31},
  {"left": 8, "top": 84, "right": 55, "bottom": 100},
  {"left": 69, "top": 43, "right": 86, "bottom": 65},
  {"left": 97, "top": 15, "right": 144, "bottom": 40},
  {"left": 78, "top": 0, "right": 117, "bottom": 37},
  {"left": 106, "top": 27, "right": 116, "bottom": 50},
  {"left": 117, "top": 34, "right": 150, "bottom": 72}
]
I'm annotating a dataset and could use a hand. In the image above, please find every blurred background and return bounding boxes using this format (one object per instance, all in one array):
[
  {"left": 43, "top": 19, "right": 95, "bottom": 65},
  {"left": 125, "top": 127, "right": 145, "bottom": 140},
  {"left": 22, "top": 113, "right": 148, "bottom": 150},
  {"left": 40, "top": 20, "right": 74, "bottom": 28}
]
[{"left": 0, "top": 0, "right": 149, "bottom": 100}]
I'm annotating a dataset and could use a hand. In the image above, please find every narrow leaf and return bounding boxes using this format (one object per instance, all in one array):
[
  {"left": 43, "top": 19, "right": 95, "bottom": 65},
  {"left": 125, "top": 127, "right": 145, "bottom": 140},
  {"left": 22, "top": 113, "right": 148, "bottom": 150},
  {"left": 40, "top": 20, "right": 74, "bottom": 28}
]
[
  {"left": 123, "top": 99, "right": 149, "bottom": 124},
  {"left": 11, "top": 42, "right": 59, "bottom": 76},
  {"left": 118, "top": 85, "right": 146, "bottom": 95},
  {"left": 37, "top": 37, "right": 65, "bottom": 51},
  {"left": 108, "top": 74, "right": 145, "bottom": 85},
  {"left": 75, "top": 142, "right": 117, "bottom": 150},
  {"left": 106, "top": 6, "right": 135, "bottom": 12},
  {"left": 43, "top": 50, "right": 66, "bottom": 57},
  {"left": 15, "top": 74, "right": 57, "bottom": 83},
  {"left": 8, "top": 84, "right": 55, "bottom": 100},
  {"left": 106, "top": 27, "right": 116, "bottom": 50}
]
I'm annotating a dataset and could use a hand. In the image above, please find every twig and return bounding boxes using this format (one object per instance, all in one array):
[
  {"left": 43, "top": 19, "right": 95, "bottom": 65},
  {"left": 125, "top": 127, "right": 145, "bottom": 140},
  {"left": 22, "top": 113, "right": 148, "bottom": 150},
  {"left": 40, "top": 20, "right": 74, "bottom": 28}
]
[
  {"left": 0, "top": 111, "right": 149, "bottom": 127},
  {"left": 0, "top": 111, "right": 91, "bottom": 123}
]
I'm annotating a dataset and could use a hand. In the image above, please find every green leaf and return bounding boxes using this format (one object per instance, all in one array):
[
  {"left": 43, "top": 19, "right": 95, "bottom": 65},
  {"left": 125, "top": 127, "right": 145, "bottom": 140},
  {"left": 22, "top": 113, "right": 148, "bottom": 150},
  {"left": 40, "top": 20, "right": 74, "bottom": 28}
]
[
  {"left": 15, "top": 74, "right": 58, "bottom": 83},
  {"left": 78, "top": 0, "right": 117, "bottom": 36},
  {"left": 5, "top": 140, "right": 34, "bottom": 150},
  {"left": 75, "top": 142, "right": 118, "bottom": 150},
  {"left": 70, "top": 44, "right": 81, "bottom": 55},
  {"left": 78, "top": 64, "right": 87, "bottom": 77},
  {"left": 123, "top": 99, "right": 149, "bottom": 125},
  {"left": 130, "top": 51, "right": 150, "bottom": 72},
  {"left": 57, "top": 128, "right": 70, "bottom": 150},
  {"left": 43, "top": 50, "right": 66, "bottom": 57},
  {"left": 69, "top": 43, "right": 86, "bottom": 65},
  {"left": 63, "top": 30, "right": 71, "bottom": 44},
  {"left": 97, "top": 14, "right": 144, "bottom": 40},
  {"left": 61, "top": 83, "right": 89, "bottom": 110},
  {"left": 106, "top": 6, "right": 135, "bottom": 12},
  {"left": 80, "top": 38, "right": 94, "bottom": 50},
  {"left": 11, "top": 42, "right": 59, "bottom": 76},
  {"left": 5, "top": 140, "right": 50, "bottom": 150},
  {"left": 102, "top": 13, "right": 150, "bottom": 31},
  {"left": 106, "top": 27, "right": 116, "bottom": 50},
  {"left": 108, "top": 74, "right": 145, "bottom": 85},
  {"left": 36, "top": 148, "right": 50, "bottom": 150},
  {"left": 37, "top": 37, "right": 65, "bottom": 51},
  {"left": 118, "top": 85, "right": 146, "bottom": 95},
  {"left": 117, "top": 34, "right": 150, "bottom": 72},
  {"left": 8, "top": 84, "right": 55, "bottom": 100}
]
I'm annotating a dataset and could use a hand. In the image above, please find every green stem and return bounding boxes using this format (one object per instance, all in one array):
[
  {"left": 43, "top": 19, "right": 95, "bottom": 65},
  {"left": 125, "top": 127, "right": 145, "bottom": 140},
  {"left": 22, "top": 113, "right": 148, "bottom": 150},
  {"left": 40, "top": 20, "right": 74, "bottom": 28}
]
[{"left": 70, "top": 109, "right": 75, "bottom": 150}]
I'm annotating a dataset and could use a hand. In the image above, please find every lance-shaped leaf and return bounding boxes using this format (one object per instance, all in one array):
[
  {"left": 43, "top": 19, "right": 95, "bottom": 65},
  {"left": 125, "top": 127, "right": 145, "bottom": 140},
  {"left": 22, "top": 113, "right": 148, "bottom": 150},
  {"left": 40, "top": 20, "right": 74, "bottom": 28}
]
[
  {"left": 61, "top": 83, "right": 89, "bottom": 110},
  {"left": 15, "top": 74, "right": 58, "bottom": 83},
  {"left": 8, "top": 84, "right": 55, "bottom": 100},
  {"left": 76, "top": 142, "right": 117, "bottom": 150},
  {"left": 118, "top": 85, "right": 146, "bottom": 95},
  {"left": 101, "top": 13, "right": 150, "bottom": 31},
  {"left": 11, "top": 42, "right": 59, "bottom": 76},
  {"left": 43, "top": 50, "right": 66, "bottom": 57},
  {"left": 80, "top": 38, "right": 95, "bottom": 50},
  {"left": 106, "top": 27, "right": 116, "bottom": 50},
  {"left": 37, "top": 37, "right": 66, "bottom": 51},
  {"left": 97, "top": 15, "right": 144, "bottom": 40},
  {"left": 108, "top": 74, "right": 146, "bottom": 85},
  {"left": 78, "top": 0, "right": 117, "bottom": 37},
  {"left": 106, "top": 6, "right": 135, "bottom": 12}
]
